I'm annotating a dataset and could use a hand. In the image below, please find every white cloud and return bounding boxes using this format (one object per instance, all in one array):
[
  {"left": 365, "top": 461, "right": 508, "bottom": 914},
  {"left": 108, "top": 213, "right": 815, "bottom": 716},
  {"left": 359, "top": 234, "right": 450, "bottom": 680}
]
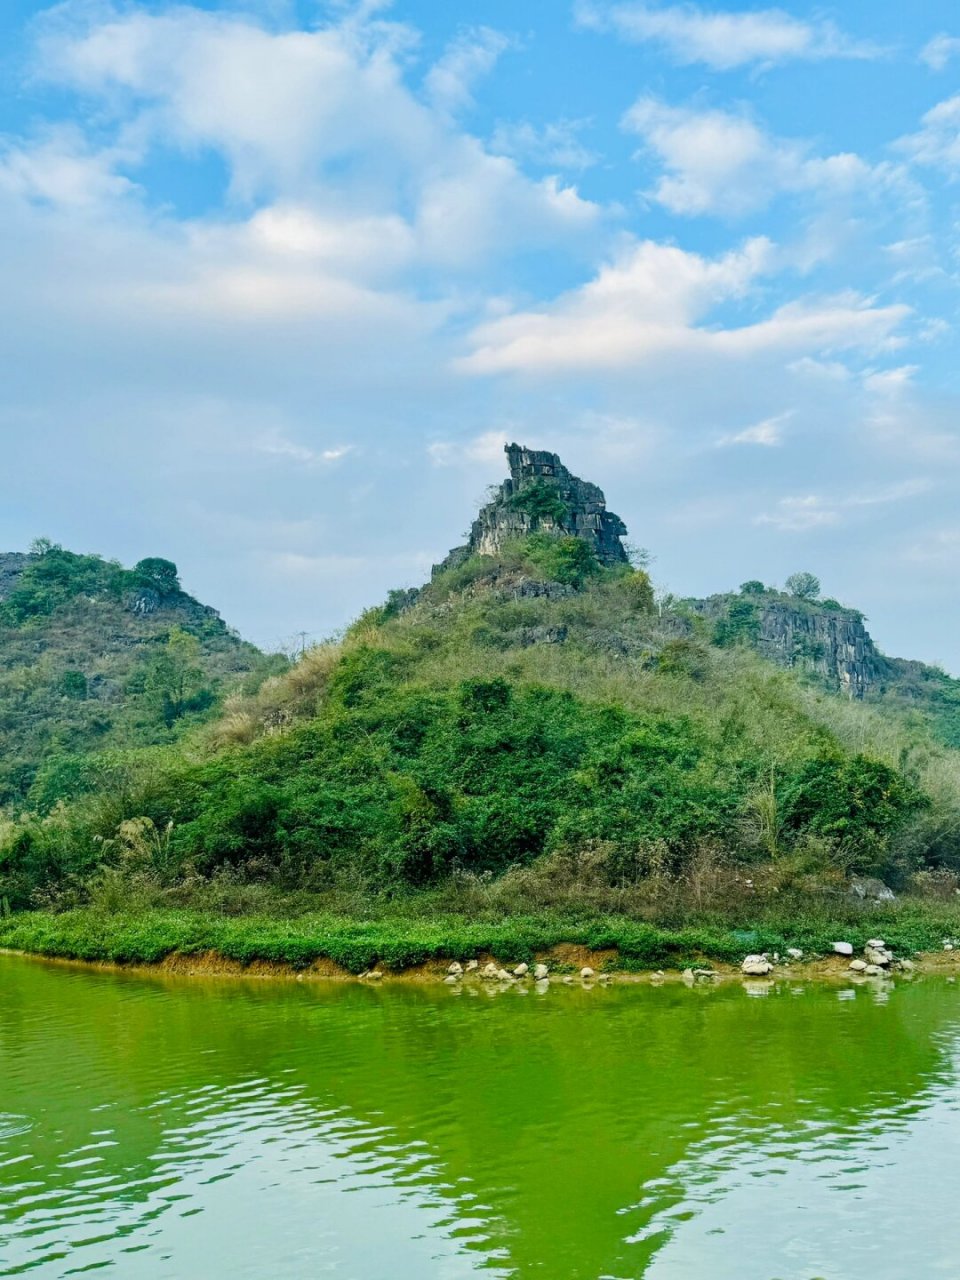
[
  {"left": 424, "top": 26, "right": 511, "bottom": 115},
  {"left": 717, "top": 413, "right": 790, "bottom": 447},
  {"left": 899, "top": 95, "right": 960, "bottom": 173},
  {"left": 490, "top": 119, "right": 598, "bottom": 170},
  {"left": 757, "top": 479, "right": 930, "bottom": 532},
  {"left": 32, "top": 4, "right": 600, "bottom": 266},
  {"left": 256, "top": 432, "right": 353, "bottom": 464},
  {"left": 0, "top": 128, "right": 137, "bottom": 208},
  {"left": 459, "top": 237, "right": 910, "bottom": 376},
  {"left": 920, "top": 34, "right": 960, "bottom": 71},
  {"left": 623, "top": 98, "right": 903, "bottom": 217},
  {"left": 574, "top": 1, "right": 880, "bottom": 70}
]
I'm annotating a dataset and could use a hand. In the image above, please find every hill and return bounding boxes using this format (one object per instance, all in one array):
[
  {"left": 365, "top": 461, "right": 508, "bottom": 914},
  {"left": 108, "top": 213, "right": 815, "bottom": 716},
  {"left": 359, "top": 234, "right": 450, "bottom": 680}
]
[
  {"left": 0, "top": 542, "right": 283, "bottom": 807},
  {"left": 3, "top": 445, "right": 960, "bottom": 929}
]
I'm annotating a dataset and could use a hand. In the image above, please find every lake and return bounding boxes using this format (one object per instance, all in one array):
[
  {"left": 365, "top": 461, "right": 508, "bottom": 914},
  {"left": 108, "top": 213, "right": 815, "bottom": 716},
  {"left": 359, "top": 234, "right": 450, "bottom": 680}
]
[{"left": 1, "top": 955, "right": 959, "bottom": 1278}]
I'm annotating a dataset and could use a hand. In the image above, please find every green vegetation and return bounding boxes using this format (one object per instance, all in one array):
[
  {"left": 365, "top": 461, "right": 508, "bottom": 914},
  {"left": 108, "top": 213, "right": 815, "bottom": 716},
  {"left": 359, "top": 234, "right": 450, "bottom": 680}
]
[
  {"left": 0, "top": 543, "right": 283, "bottom": 805},
  {"left": 4, "top": 898, "right": 960, "bottom": 972},
  {"left": 5, "top": 528, "right": 960, "bottom": 971}
]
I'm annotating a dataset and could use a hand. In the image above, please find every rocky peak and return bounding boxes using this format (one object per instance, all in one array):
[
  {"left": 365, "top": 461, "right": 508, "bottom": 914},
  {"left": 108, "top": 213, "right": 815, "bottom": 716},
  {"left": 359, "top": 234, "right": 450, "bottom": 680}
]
[{"left": 436, "top": 443, "right": 628, "bottom": 575}]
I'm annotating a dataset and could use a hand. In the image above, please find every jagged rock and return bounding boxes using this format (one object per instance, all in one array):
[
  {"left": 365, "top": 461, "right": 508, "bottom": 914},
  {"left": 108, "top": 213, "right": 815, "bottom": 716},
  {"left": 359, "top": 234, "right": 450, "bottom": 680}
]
[
  {"left": 850, "top": 879, "right": 896, "bottom": 902},
  {"left": 434, "top": 443, "right": 628, "bottom": 576},
  {"left": 864, "top": 946, "right": 892, "bottom": 967},
  {"left": 833, "top": 942, "right": 854, "bottom": 956},
  {"left": 533, "top": 963, "right": 549, "bottom": 980},
  {"left": 513, "top": 963, "right": 529, "bottom": 977},
  {"left": 465, "top": 959, "right": 479, "bottom": 972},
  {"left": 496, "top": 968, "right": 514, "bottom": 982},
  {"left": 741, "top": 955, "right": 773, "bottom": 976},
  {"left": 447, "top": 962, "right": 463, "bottom": 976},
  {"left": 786, "top": 948, "right": 804, "bottom": 960},
  {"left": 481, "top": 962, "right": 499, "bottom": 980},
  {"left": 864, "top": 964, "right": 883, "bottom": 976},
  {"left": 849, "top": 959, "right": 868, "bottom": 972}
]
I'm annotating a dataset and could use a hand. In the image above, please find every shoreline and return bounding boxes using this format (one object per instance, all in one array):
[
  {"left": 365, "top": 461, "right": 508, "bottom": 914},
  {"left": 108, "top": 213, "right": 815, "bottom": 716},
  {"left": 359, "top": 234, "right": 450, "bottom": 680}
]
[{"left": 5, "top": 938, "right": 960, "bottom": 987}]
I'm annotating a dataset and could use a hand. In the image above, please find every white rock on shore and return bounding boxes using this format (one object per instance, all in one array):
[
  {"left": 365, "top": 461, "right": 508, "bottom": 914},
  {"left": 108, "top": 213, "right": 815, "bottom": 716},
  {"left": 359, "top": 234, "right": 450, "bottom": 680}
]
[
  {"left": 849, "top": 959, "right": 868, "bottom": 973},
  {"left": 513, "top": 963, "right": 529, "bottom": 978},
  {"left": 580, "top": 966, "right": 595, "bottom": 980},
  {"left": 833, "top": 942, "right": 854, "bottom": 957},
  {"left": 533, "top": 963, "right": 549, "bottom": 981},
  {"left": 741, "top": 954, "right": 773, "bottom": 976}
]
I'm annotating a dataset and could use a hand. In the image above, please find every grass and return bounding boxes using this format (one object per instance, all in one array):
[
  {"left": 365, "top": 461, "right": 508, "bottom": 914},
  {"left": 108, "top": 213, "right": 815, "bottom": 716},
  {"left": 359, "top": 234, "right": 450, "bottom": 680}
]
[{"left": 4, "top": 900, "right": 960, "bottom": 974}]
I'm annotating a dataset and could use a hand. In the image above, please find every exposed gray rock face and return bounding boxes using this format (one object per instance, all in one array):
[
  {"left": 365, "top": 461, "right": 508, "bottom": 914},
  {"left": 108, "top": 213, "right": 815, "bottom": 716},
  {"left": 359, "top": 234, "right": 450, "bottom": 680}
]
[
  {"left": 691, "top": 593, "right": 884, "bottom": 698},
  {"left": 0, "top": 553, "right": 29, "bottom": 601},
  {"left": 435, "top": 443, "right": 628, "bottom": 575},
  {"left": 754, "top": 601, "right": 881, "bottom": 697}
]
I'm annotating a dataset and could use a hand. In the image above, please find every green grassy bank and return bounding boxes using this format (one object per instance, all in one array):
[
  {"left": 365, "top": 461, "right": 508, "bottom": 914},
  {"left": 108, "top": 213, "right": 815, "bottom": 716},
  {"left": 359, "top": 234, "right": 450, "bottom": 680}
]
[{"left": 4, "top": 903, "right": 960, "bottom": 974}]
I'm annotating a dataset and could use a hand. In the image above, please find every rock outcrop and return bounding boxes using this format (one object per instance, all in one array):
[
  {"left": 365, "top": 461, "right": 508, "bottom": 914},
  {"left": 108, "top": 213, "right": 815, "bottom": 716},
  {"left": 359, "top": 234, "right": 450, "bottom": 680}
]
[
  {"left": 435, "top": 443, "right": 628, "bottom": 575},
  {"left": 0, "top": 553, "right": 28, "bottom": 602},
  {"left": 690, "top": 593, "right": 885, "bottom": 698}
]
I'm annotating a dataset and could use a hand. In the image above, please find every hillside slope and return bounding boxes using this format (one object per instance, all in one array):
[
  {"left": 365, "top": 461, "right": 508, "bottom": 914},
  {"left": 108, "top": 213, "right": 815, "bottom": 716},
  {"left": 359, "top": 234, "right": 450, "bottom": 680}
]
[
  {"left": 0, "top": 544, "right": 281, "bottom": 805},
  {"left": 3, "top": 447, "right": 959, "bottom": 915}
]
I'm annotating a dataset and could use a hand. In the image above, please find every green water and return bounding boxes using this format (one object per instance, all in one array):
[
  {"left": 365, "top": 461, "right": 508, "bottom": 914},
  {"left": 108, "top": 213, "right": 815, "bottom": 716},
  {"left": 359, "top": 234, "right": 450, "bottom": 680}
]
[{"left": 1, "top": 959, "right": 959, "bottom": 1278}]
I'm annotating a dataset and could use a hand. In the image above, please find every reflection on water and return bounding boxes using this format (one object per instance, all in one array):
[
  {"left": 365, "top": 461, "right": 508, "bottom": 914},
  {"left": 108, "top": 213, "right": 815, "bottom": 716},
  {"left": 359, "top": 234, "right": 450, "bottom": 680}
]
[{"left": 1, "top": 959, "right": 959, "bottom": 1278}]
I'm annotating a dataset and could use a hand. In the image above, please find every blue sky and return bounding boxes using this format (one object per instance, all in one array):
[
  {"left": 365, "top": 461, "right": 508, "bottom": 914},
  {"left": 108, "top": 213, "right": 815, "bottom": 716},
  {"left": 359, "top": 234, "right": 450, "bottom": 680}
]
[{"left": 2, "top": 1, "right": 960, "bottom": 667}]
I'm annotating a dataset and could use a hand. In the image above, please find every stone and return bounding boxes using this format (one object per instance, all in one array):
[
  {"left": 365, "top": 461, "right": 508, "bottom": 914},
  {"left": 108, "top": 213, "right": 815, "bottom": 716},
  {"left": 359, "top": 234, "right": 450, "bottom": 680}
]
[
  {"left": 864, "top": 946, "right": 892, "bottom": 967},
  {"left": 849, "top": 959, "right": 868, "bottom": 972},
  {"left": 686, "top": 593, "right": 882, "bottom": 699},
  {"left": 496, "top": 968, "right": 514, "bottom": 982},
  {"left": 682, "top": 969, "right": 695, "bottom": 985},
  {"left": 833, "top": 942, "right": 854, "bottom": 957},
  {"left": 447, "top": 961, "right": 463, "bottom": 976},
  {"left": 866, "top": 939, "right": 886, "bottom": 949},
  {"left": 786, "top": 948, "right": 804, "bottom": 960},
  {"left": 533, "top": 963, "right": 549, "bottom": 981},
  {"left": 945, "top": 943, "right": 954, "bottom": 952},
  {"left": 849, "top": 878, "right": 896, "bottom": 902},
  {"left": 741, "top": 955, "right": 773, "bottom": 976},
  {"left": 580, "top": 966, "right": 596, "bottom": 980},
  {"left": 864, "top": 964, "right": 883, "bottom": 976},
  {"left": 481, "top": 962, "right": 500, "bottom": 980},
  {"left": 433, "top": 443, "right": 629, "bottom": 578},
  {"left": 513, "top": 963, "right": 529, "bottom": 978},
  {"left": 367, "top": 970, "right": 383, "bottom": 980},
  {"left": 465, "top": 959, "right": 479, "bottom": 972},
  {"left": 899, "top": 959, "right": 916, "bottom": 971}
]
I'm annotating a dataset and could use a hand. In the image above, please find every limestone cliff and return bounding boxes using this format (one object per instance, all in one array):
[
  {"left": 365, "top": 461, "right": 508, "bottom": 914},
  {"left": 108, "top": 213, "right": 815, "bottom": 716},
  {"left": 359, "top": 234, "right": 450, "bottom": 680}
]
[
  {"left": 435, "top": 443, "right": 628, "bottom": 575},
  {"left": 690, "top": 592, "right": 886, "bottom": 698}
]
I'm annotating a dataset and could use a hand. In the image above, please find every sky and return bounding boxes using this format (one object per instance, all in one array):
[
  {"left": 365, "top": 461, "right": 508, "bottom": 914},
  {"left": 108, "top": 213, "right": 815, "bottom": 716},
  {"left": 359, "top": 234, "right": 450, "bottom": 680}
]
[{"left": 1, "top": 1, "right": 959, "bottom": 667}]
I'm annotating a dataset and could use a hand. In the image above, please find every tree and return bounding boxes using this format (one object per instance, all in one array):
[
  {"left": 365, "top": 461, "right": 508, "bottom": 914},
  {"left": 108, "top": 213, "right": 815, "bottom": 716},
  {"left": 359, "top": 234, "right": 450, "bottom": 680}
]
[
  {"left": 146, "top": 627, "right": 205, "bottom": 726},
  {"left": 135, "top": 558, "right": 181, "bottom": 597},
  {"left": 740, "top": 580, "right": 767, "bottom": 596},
  {"left": 785, "top": 571, "right": 821, "bottom": 601}
]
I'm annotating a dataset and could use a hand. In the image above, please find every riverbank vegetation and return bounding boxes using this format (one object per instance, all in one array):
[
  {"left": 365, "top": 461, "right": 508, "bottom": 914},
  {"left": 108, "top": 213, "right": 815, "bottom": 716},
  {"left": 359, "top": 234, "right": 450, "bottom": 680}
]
[{"left": 3, "top": 532, "right": 960, "bottom": 954}]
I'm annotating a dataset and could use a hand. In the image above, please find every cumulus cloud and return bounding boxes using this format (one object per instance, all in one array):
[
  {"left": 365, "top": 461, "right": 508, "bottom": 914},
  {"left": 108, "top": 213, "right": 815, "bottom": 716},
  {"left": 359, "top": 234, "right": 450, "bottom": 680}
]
[
  {"left": 623, "top": 98, "right": 907, "bottom": 218},
  {"left": 574, "top": 1, "right": 880, "bottom": 70},
  {"left": 459, "top": 237, "right": 910, "bottom": 376},
  {"left": 31, "top": 3, "right": 600, "bottom": 267}
]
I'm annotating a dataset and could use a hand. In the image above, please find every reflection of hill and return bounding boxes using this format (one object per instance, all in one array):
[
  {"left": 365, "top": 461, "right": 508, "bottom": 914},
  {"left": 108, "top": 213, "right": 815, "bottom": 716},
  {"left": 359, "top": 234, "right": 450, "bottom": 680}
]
[{"left": 0, "top": 960, "right": 958, "bottom": 1278}]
